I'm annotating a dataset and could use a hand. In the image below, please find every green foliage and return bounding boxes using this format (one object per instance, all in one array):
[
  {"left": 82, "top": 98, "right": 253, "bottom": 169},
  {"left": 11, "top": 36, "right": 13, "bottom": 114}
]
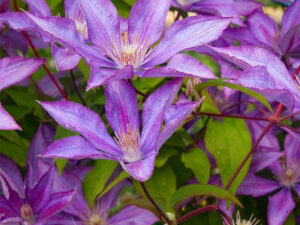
[
  {"left": 205, "top": 118, "right": 252, "bottom": 194},
  {"left": 83, "top": 159, "right": 118, "bottom": 206},
  {"left": 170, "top": 184, "right": 242, "bottom": 209},
  {"left": 196, "top": 79, "right": 272, "bottom": 111},
  {"left": 182, "top": 148, "right": 211, "bottom": 184}
]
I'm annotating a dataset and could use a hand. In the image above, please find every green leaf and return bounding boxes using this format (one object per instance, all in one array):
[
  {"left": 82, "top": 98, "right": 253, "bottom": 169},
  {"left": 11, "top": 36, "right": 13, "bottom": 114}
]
[
  {"left": 195, "top": 79, "right": 272, "bottom": 111},
  {"left": 182, "top": 148, "right": 211, "bottom": 184},
  {"left": 283, "top": 212, "right": 295, "bottom": 225},
  {"left": 200, "top": 89, "right": 220, "bottom": 114},
  {"left": 0, "top": 130, "right": 30, "bottom": 151},
  {"left": 0, "top": 137, "right": 27, "bottom": 166},
  {"left": 142, "top": 165, "right": 176, "bottom": 210},
  {"left": 204, "top": 118, "right": 252, "bottom": 194},
  {"left": 78, "top": 59, "right": 90, "bottom": 81},
  {"left": 111, "top": 0, "right": 131, "bottom": 18},
  {"left": 55, "top": 159, "right": 67, "bottom": 175},
  {"left": 98, "top": 171, "right": 130, "bottom": 198},
  {"left": 170, "top": 184, "right": 242, "bottom": 208},
  {"left": 83, "top": 160, "right": 118, "bottom": 206},
  {"left": 123, "top": 0, "right": 136, "bottom": 6},
  {"left": 155, "top": 147, "right": 178, "bottom": 167}
]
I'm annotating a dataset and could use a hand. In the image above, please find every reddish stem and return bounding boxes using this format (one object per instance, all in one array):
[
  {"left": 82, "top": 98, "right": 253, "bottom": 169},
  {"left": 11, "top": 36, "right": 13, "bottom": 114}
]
[
  {"left": 293, "top": 65, "right": 300, "bottom": 80},
  {"left": 12, "top": 0, "right": 69, "bottom": 100},
  {"left": 177, "top": 205, "right": 218, "bottom": 224},
  {"left": 197, "top": 112, "right": 269, "bottom": 121},
  {"left": 225, "top": 103, "right": 284, "bottom": 190}
]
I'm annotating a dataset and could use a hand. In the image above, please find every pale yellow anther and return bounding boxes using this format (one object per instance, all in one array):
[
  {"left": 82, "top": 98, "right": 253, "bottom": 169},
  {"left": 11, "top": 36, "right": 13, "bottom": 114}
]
[{"left": 114, "top": 124, "right": 142, "bottom": 163}]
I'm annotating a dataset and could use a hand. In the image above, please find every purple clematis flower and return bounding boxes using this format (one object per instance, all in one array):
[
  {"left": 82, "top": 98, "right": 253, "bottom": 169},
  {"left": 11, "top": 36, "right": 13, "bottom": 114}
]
[
  {"left": 0, "top": 57, "right": 44, "bottom": 130},
  {"left": 0, "top": 124, "right": 77, "bottom": 224},
  {"left": 23, "top": 0, "right": 231, "bottom": 89},
  {"left": 173, "top": 0, "right": 262, "bottom": 26},
  {"left": 55, "top": 168, "right": 158, "bottom": 225},
  {"left": 238, "top": 131, "right": 300, "bottom": 225},
  {"left": 39, "top": 78, "right": 202, "bottom": 181}
]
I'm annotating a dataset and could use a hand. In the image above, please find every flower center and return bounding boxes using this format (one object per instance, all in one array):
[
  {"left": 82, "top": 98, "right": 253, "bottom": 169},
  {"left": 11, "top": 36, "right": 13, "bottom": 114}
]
[
  {"left": 20, "top": 204, "right": 35, "bottom": 224},
  {"left": 280, "top": 167, "right": 299, "bottom": 187},
  {"left": 87, "top": 214, "right": 105, "bottom": 225},
  {"left": 114, "top": 124, "right": 142, "bottom": 163},
  {"left": 75, "top": 20, "right": 88, "bottom": 40},
  {"left": 104, "top": 32, "right": 152, "bottom": 69}
]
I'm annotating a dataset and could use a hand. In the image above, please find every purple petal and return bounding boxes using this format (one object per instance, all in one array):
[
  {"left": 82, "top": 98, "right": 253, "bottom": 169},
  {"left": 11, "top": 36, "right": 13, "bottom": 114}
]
[
  {"left": 279, "top": 24, "right": 300, "bottom": 54},
  {"left": 52, "top": 169, "right": 90, "bottom": 219},
  {"left": 141, "top": 78, "right": 183, "bottom": 154},
  {"left": 251, "top": 148, "right": 283, "bottom": 173},
  {"left": 284, "top": 132, "right": 300, "bottom": 166},
  {"left": 0, "top": 29, "right": 28, "bottom": 56},
  {"left": 128, "top": 0, "right": 171, "bottom": 46},
  {"left": 23, "top": 0, "right": 51, "bottom": 17},
  {"left": 268, "top": 188, "right": 295, "bottom": 225},
  {"left": 190, "top": 0, "right": 262, "bottom": 26},
  {"left": 38, "top": 72, "right": 66, "bottom": 99},
  {"left": 144, "top": 16, "right": 231, "bottom": 67},
  {"left": 65, "top": 0, "right": 84, "bottom": 22},
  {"left": 51, "top": 44, "right": 81, "bottom": 71},
  {"left": 25, "top": 13, "right": 113, "bottom": 66},
  {"left": 97, "top": 180, "right": 126, "bottom": 216},
  {"left": 293, "top": 184, "right": 300, "bottom": 198},
  {"left": 87, "top": 65, "right": 133, "bottom": 90},
  {"left": 247, "top": 11, "right": 279, "bottom": 50},
  {"left": 0, "top": 103, "right": 20, "bottom": 130},
  {"left": 105, "top": 79, "right": 139, "bottom": 135},
  {"left": 157, "top": 99, "right": 203, "bottom": 150},
  {"left": 77, "top": 0, "right": 120, "bottom": 48},
  {"left": 120, "top": 17, "right": 128, "bottom": 34},
  {"left": 121, "top": 155, "right": 155, "bottom": 181},
  {"left": 210, "top": 45, "right": 299, "bottom": 109},
  {"left": 29, "top": 165, "right": 55, "bottom": 213},
  {"left": 0, "top": 196, "right": 18, "bottom": 219},
  {"left": 167, "top": 54, "right": 216, "bottom": 79},
  {"left": 39, "top": 100, "right": 121, "bottom": 155},
  {"left": 0, "top": 57, "right": 44, "bottom": 91},
  {"left": 108, "top": 205, "right": 158, "bottom": 225},
  {"left": 41, "top": 136, "right": 115, "bottom": 160},
  {"left": 237, "top": 173, "right": 280, "bottom": 197},
  {"left": 281, "top": 0, "right": 300, "bottom": 34},
  {"left": 0, "top": 155, "right": 24, "bottom": 199},
  {"left": 25, "top": 124, "right": 55, "bottom": 189},
  {"left": 0, "top": 12, "right": 36, "bottom": 31},
  {"left": 37, "top": 189, "right": 77, "bottom": 221}
]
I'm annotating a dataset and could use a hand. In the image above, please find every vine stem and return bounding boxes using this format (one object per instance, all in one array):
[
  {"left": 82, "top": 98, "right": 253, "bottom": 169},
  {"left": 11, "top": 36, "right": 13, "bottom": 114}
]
[
  {"left": 177, "top": 204, "right": 233, "bottom": 225},
  {"left": 140, "top": 182, "right": 172, "bottom": 225},
  {"left": 196, "top": 112, "right": 269, "bottom": 121},
  {"left": 225, "top": 103, "right": 284, "bottom": 190},
  {"left": 12, "top": 0, "right": 69, "bottom": 100},
  {"left": 70, "top": 70, "right": 86, "bottom": 106}
]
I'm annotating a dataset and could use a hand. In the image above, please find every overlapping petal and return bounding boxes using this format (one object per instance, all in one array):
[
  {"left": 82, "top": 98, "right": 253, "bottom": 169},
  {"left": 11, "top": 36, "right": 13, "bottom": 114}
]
[
  {"left": 268, "top": 188, "right": 295, "bottom": 225},
  {"left": 41, "top": 136, "right": 115, "bottom": 160},
  {"left": 105, "top": 79, "right": 139, "bottom": 135},
  {"left": 77, "top": 0, "right": 120, "bottom": 48},
  {"left": 39, "top": 100, "right": 121, "bottom": 155},
  {"left": 128, "top": 0, "right": 171, "bottom": 46},
  {"left": 0, "top": 104, "right": 20, "bottom": 130},
  {"left": 143, "top": 16, "right": 231, "bottom": 67}
]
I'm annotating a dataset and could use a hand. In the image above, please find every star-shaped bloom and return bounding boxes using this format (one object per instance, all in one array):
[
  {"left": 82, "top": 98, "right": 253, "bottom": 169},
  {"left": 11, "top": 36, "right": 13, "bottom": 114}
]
[
  {"left": 0, "top": 125, "right": 77, "bottom": 224},
  {"left": 39, "top": 78, "right": 202, "bottom": 181},
  {"left": 238, "top": 131, "right": 300, "bottom": 225},
  {"left": 54, "top": 168, "right": 158, "bottom": 225},
  {"left": 22, "top": 0, "right": 231, "bottom": 89},
  {"left": 0, "top": 57, "right": 44, "bottom": 130}
]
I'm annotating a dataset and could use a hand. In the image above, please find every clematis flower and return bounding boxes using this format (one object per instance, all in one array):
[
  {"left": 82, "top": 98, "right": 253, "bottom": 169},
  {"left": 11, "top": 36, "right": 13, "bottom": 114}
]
[
  {"left": 0, "top": 57, "right": 44, "bottom": 130},
  {"left": 238, "top": 131, "right": 300, "bottom": 225},
  {"left": 54, "top": 168, "right": 158, "bottom": 225},
  {"left": 23, "top": 0, "right": 231, "bottom": 89},
  {"left": 0, "top": 124, "right": 77, "bottom": 224},
  {"left": 209, "top": 45, "right": 300, "bottom": 112},
  {"left": 39, "top": 78, "right": 202, "bottom": 181},
  {"left": 173, "top": 0, "right": 262, "bottom": 26}
]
